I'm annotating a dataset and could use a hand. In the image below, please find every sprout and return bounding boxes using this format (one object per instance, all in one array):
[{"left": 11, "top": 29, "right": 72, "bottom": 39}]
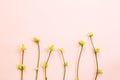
[
  {"left": 48, "top": 45, "right": 55, "bottom": 52},
  {"left": 78, "top": 40, "right": 86, "bottom": 46},
  {"left": 64, "top": 61, "right": 69, "bottom": 67},
  {"left": 42, "top": 61, "right": 48, "bottom": 68},
  {"left": 21, "top": 44, "right": 26, "bottom": 51},
  {"left": 18, "top": 64, "right": 26, "bottom": 70},
  {"left": 33, "top": 37, "right": 40, "bottom": 43},
  {"left": 35, "top": 67, "right": 39, "bottom": 71},
  {"left": 59, "top": 48, "right": 64, "bottom": 52},
  {"left": 88, "top": 32, "right": 94, "bottom": 37},
  {"left": 18, "top": 64, "right": 22, "bottom": 70},
  {"left": 97, "top": 69, "right": 103, "bottom": 74},
  {"left": 95, "top": 48, "right": 100, "bottom": 53}
]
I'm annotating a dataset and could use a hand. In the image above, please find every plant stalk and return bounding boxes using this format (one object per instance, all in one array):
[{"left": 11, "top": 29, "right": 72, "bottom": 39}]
[
  {"left": 35, "top": 42, "right": 40, "bottom": 80},
  {"left": 90, "top": 37, "right": 99, "bottom": 80},
  {"left": 45, "top": 51, "right": 52, "bottom": 80},
  {"left": 76, "top": 46, "right": 83, "bottom": 80},
  {"left": 61, "top": 51, "right": 66, "bottom": 80},
  {"left": 21, "top": 50, "right": 24, "bottom": 80}
]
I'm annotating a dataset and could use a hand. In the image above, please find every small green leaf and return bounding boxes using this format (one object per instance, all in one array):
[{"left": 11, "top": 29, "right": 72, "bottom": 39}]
[
  {"left": 97, "top": 69, "right": 103, "bottom": 74},
  {"left": 48, "top": 45, "right": 55, "bottom": 52},
  {"left": 88, "top": 32, "right": 94, "bottom": 37},
  {"left": 95, "top": 48, "right": 100, "bottom": 53},
  {"left": 59, "top": 48, "right": 64, "bottom": 52},
  {"left": 18, "top": 64, "right": 26, "bottom": 70},
  {"left": 18, "top": 64, "right": 22, "bottom": 70},
  {"left": 21, "top": 44, "right": 26, "bottom": 51},
  {"left": 33, "top": 37, "right": 40, "bottom": 43},
  {"left": 78, "top": 40, "right": 86, "bottom": 46},
  {"left": 42, "top": 61, "right": 48, "bottom": 68},
  {"left": 64, "top": 61, "right": 69, "bottom": 67},
  {"left": 35, "top": 67, "right": 39, "bottom": 71},
  {"left": 21, "top": 64, "right": 26, "bottom": 70}
]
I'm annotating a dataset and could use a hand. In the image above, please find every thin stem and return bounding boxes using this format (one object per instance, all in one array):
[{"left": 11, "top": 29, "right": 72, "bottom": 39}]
[
  {"left": 46, "top": 51, "right": 51, "bottom": 63},
  {"left": 90, "top": 37, "right": 95, "bottom": 49},
  {"left": 95, "top": 54, "right": 98, "bottom": 80},
  {"left": 21, "top": 51, "right": 24, "bottom": 80},
  {"left": 76, "top": 46, "right": 83, "bottom": 80},
  {"left": 45, "top": 51, "right": 52, "bottom": 80},
  {"left": 35, "top": 42, "right": 40, "bottom": 80},
  {"left": 35, "top": 71, "right": 38, "bottom": 80},
  {"left": 90, "top": 37, "right": 99, "bottom": 80},
  {"left": 45, "top": 68, "right": 47, "bottom": 80},
  {"left": 61, "top": 51, "right": 66, "bottom": 80},
  {"left": 64, "top": 67, "right": 66, "bottom": 80},
  {"left": 21, "top": 70, "right": 23, "bottom": 80}
]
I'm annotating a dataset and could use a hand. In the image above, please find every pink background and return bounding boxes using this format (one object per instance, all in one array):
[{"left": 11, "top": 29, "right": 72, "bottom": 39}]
[{"left": 0, "top": 0, "right": 120, "bottom": 80}]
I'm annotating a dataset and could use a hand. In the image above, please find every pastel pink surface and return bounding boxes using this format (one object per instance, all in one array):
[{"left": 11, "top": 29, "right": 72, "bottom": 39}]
[{"left": 0, "top": 0, "right": 120, "bottom": 80}]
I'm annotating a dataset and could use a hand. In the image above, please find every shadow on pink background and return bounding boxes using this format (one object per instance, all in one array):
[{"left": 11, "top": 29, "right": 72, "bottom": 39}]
[{"left": 0, "top": 0, "right": 120, "bottom": 80}]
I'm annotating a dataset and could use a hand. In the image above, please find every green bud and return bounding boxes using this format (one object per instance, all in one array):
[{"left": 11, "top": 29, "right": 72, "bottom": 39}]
[
  {"left": 33, "top": 37, "right": 40, "bottom": 43},
  {"left": 97, "top": 69, "right": 103, "bottom": 74},
  {"left": 21, "top": 44, "right": 26, "bottom": 51},
  {"left": 35, "top": 67, "right": 39, "bottom": 71},
  {"left": 18, "top": 64, "right": 26, "bottom": 70},
  {"left": 42, "top": 61, "right": 48, "bottom": 68},
  {"left": 18, "top": 64, "right": 22, "bottom": 70},
  {"left": 88, "top": 32, "right": 94, "bottom": 37},
  {"left": 59, "top": 48, "right": 64, "bottom": 52},
  {"left": 48, "top": 45, "right": 55, "bottom": 52},
  {"left": 21, "top": 64, "right": 26, "bottom": 70},
  {"left": 78, "top": 40, "right": 86, "bottom": 46},
  {"left": 64, "top": 61, "right": 69, "bottom": 67},
  {"left": 95, "top": 48, "right": 100, "bottom": 53}
]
